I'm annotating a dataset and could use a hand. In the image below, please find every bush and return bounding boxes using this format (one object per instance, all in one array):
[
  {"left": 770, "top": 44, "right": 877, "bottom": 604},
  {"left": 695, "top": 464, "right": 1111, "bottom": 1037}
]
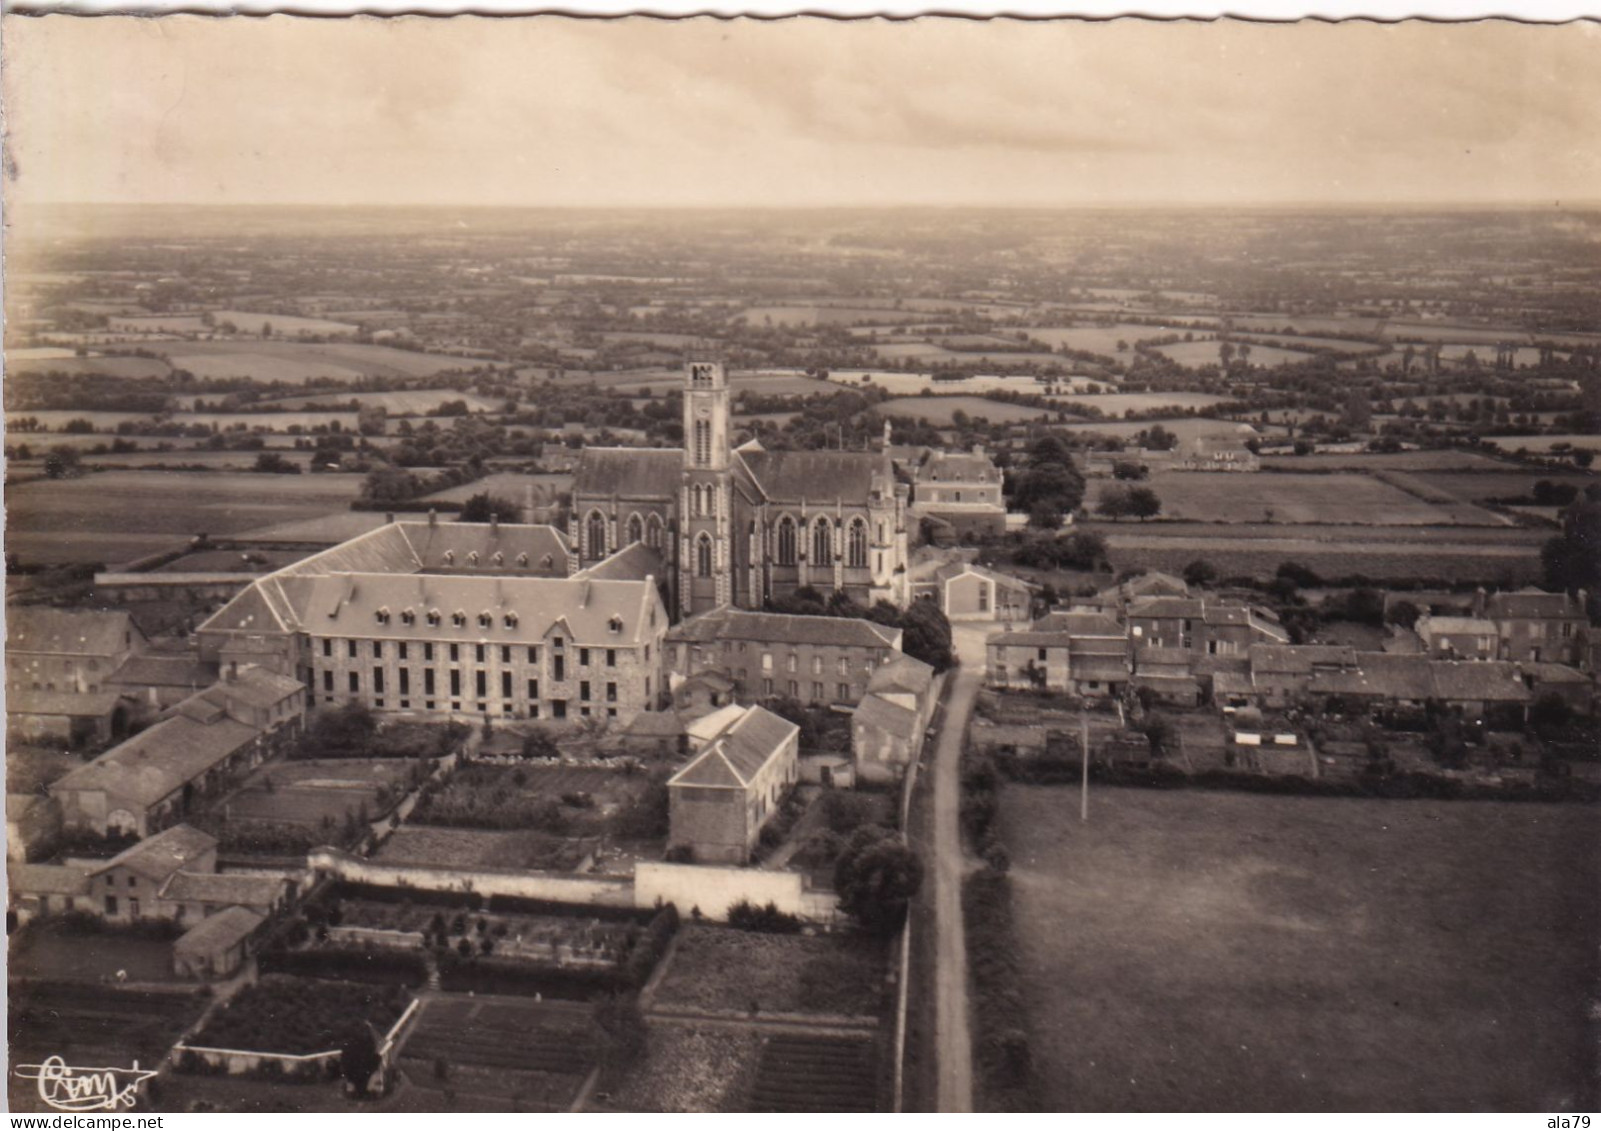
[{"left": 726, "top": 900, "right": 803, "bottom": 934}]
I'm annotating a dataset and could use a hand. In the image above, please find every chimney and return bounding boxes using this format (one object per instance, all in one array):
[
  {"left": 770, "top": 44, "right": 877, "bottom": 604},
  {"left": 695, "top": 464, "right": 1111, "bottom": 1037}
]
[
  {"left": 386, "top": 512, "right": 395, "bottom": 525},
  {"left": 1473, "top": 586, "right": 1487, "bottom": 618}
]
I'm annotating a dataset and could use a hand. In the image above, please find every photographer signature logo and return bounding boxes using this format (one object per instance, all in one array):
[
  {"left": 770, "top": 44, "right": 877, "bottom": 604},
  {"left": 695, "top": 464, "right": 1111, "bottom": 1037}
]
[{"left": 13, "top": 1055, "right": 158, "bottom": 1111}]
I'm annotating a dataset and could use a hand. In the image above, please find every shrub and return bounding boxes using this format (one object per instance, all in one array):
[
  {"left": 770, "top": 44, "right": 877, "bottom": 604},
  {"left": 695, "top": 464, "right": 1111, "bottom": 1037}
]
[{"left": 726, "top": 900, "right": 803, "bottom": 934}]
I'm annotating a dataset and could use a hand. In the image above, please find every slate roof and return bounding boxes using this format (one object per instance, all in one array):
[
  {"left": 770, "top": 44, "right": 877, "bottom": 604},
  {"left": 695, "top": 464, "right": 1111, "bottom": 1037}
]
[
  {"left": 173, "top": 906, "right": 265, "bottom": 957},
  {"left": 6, "top": 689, "right": 126, "bottom": 719},
  {"left": 934, "top": 563, "right": 1035, "bottom": 592},
  {"left": 853, "top": 694, "right": 920, "bottom": 739},
  {"left": 107, "top": 655, "right": 219, "bottom": 690},
  {"left": 1486, "top": 588, "right": 1581, "bottom": 620},
  {"left": 917, "top": 452, "right": 1000, "bottom": 484},
  {"left": 1523, "top": 662, "right": 1591, "bottom": 685},
  {"left": 194, "top": 668, "right": 304, "bottom": 715},
  {"left": 1419, "top": 616, "right": 1497, "bottom": 637},
  {"left": 1213, "top": 670, "right": 1257, "bottom": 695},
  {"left": 7, "top": 608, "right": 138, "bottom": 657},
  {"left": 292, "top": 573, "right": 661, "bottom": 647},
  {"left": 405, "top": 522, "right": 570, "bottom": 575},
  {"left": 669, "top": 705, "right": 797, "bottom": 790},
  {"left": 668, "top": 608, "right": 901, "bottom": 650},
  {"left": 622, "top": 709, "right": 687, "bottom": 738},
  {"left": 1070, "top": 656, "right": 1132, "bottom": 682},
  {"left": 575, "top": 541, "right": 667, "bottom": 583},
  {"left": 868, "top": 654, "right": 936, "bottom": 697},
  {"left": 988, "top": 630, "right": 1073, "bottom": 649},
  {"left": 90, "top": 824, "right": 217, "bottom": 883},
  {"left": 1032, "top": 610, "right": 1126, "bottom": 637},
  {"left": 572, "top": 447, "right": 684, "bottom": 501},
  {"left": 1135, "top": 647, "right": 1194, "bottom": 670},
  {"left": 1428, "top": 661, "right": 1533, "bottom": 704},
  {"left": 737, "top": 449, "right": 886, "bottom": 504},
  {"left": 50, "top": 703, "right": 261, "bottom": 808},
  {"left": 7, "top": 862, "right": 91, "bottom": 897},
  {"left": 158, "top": 870, "right": 287, "bottom": 908},
  {"left": 1248, "top": 645, "right": 1358, "bottom": 675},
  {"left": 1128, "top": 596, "right": 1206, "bottom": 620}
]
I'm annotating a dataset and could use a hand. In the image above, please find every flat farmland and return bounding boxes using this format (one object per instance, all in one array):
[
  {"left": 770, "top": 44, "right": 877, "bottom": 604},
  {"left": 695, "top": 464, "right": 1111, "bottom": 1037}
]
[
  {"left": 1002, "top": 786, "right": 1599, "bottom": 1112},
  {"left": 4, "top": 353, "right": 172, "bottom": 379},
  {"left": 1260, "top": 450, "right": 1510, "bottom": 473},
  {"left": 830, "top": 370, "right": 1053, "bottom": 397},
  {"left": 1096, "top": 522, "right": 1547, "bottom": 584},
  {"left": 1153, "top": 341, "right": 1314, "bottom": 369},
  {"left": 1093, "top": 472, "right": 1501, "bottom": 526},
  {"left": 879, "top": 395, "right": 1059, "bottom": 426},
  {"left": 420, "top": 471, "right": 572, "bottom": 504},
  {"left": 1403, "top": 469, "right": 1598, "bottom": 504},
  {"left": 263, "top": 389, "right": 502, "bottom": 415},
  {"left": 1024, "top": 324, "right": 1173, "bottom": 355},
  {"left": 4, "top": 469, "right": 364, "bottom": 565},
  {"left": 1229, "top": 314, "right": 1389, "bottom": 337},
  {"left": 1050, "top": 392, "right": 1229, "bottom": 416},
  {"left": 157, "top": 341, "right": 476, "bottom": 382},
  {"left": 209, "top": 311, "right": 360, "bottom": 336},
  {"left": 736, "top": 304, "right": 914, "bottom": 327},
  {"left": 1491, "top": 434, "right": 1601, "bottom": 455}
]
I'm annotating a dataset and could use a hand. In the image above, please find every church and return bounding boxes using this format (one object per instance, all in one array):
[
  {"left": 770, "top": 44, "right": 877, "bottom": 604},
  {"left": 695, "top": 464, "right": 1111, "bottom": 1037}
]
[{"left": 569, "top": 362, "right": 912, "bottom": 618}]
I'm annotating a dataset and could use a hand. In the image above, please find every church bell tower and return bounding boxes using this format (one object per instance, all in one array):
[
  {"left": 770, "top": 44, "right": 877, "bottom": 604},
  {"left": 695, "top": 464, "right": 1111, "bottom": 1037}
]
[{"left": 680, "top": 361, "right": 732, "bottom": 615}]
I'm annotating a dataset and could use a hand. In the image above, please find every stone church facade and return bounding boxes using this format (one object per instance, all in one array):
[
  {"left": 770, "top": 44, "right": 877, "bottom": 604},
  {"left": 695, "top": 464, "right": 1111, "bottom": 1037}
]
[{"left": 570, "top": 362, "right": 912, "bottom": 618}]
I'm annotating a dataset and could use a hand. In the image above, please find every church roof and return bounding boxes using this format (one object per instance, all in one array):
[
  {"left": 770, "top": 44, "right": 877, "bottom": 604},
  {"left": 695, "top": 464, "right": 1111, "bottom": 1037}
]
[
  {"left": 737, "top": 449, "right": 885, "bottom": 504},
  {"left": 572, "top": 447, "right": 683, "bottom": 501}
]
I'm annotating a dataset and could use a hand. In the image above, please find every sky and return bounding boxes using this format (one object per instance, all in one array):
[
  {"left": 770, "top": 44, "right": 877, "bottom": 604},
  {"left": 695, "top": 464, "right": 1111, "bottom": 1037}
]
[{"left": 3, "top": 16, "right": 1600, "bottom": 209}]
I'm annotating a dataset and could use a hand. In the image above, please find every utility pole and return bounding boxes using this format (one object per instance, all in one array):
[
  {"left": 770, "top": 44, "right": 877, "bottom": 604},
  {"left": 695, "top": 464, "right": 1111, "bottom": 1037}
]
[{"left": 1080, "top": 714, "right": 1090, "bottom": 822}]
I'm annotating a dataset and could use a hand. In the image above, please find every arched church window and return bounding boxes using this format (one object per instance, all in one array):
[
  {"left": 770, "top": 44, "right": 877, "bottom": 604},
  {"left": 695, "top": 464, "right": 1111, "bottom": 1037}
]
[
  {"left": 586, "top": 511, "right": 607, "bottom": 560},
  {"left": 628, "top": 514, "right": 643, "bottom": 545},
  {"left": 646, "top": 513, "right": 663, "bottom": 549},
  {"left": 696, "top": 534, "right": 714, "bottom": 577},
  {"left": 848, "top": 519, "right": 868, "bottom": 568},
  {"left": 813, "top": 519, "right": 833, "bottom": 567},
  {"left": 694, "top": 420, "right": 712, "bottom": 466},
  {"left": 776, "top": 517, "right": 796, "bottom": 566}
]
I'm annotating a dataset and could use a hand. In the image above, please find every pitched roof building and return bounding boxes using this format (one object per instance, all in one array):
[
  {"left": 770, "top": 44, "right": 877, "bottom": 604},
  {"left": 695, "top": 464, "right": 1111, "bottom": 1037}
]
[{"left": 667, "top": 704, "right": 800, "bottom": 864}]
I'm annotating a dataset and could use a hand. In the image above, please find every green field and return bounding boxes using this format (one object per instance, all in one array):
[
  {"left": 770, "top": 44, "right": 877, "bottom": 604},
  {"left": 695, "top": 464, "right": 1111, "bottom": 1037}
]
[
  {"left": 1050, "top": 392, "right": 1229, "bottom": 417},
  {"left": 158, "top": 341, "right": 476, "bottom": 383},
  {"left": 1093, "top": 472, "right": 1502, "bottom": 526},
  {"left": 3, "top": 353, "right": 172, "bottom": 379},
  {"left": 879, "top": 395, "right": 1060, "bottom": 426},
  {"left": 1154, "top": 341, "right": 1314, "bottom": 369},
  {"left": 5, "top": 469, "right": 364, "bottom": 565},
  {"left": 1023, "top": 324, "right": 1175, "bottom": 356},
  {"left": 1001, "top": 786, "right": 1600, "bottom": 1112}
]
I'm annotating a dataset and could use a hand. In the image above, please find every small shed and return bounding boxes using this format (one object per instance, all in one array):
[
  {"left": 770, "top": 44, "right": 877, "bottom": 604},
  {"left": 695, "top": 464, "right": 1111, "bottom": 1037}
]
[{"left": 173, "top": 905, "right": 265, "bottom": 981}]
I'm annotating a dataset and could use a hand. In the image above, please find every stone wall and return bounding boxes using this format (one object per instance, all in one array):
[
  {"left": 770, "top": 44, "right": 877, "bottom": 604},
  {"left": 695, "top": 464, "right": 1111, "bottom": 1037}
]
[
  {"left": 634, "top": 861, "right": 838, "bottom": 923},
  {"left": 307, "top": 847, "right": 633, "bottom": 906}
]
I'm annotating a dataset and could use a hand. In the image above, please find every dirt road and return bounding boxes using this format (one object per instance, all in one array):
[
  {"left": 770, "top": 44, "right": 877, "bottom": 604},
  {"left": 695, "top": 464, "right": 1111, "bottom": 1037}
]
[{"left": 930, "top": 626, "right": 987, "bottom": 1112}]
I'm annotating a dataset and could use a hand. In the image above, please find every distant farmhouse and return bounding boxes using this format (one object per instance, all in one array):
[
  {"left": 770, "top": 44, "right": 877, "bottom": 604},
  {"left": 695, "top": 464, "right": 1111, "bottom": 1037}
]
[
  {"left": 569, "top": 361, "right": 912, "bottom": 618},
  {"left": 1085, "top": 424, "right": 1261, "bottom": 476},
  {"left": 196, "top": 517, "right": 669, "bottom": 727}
]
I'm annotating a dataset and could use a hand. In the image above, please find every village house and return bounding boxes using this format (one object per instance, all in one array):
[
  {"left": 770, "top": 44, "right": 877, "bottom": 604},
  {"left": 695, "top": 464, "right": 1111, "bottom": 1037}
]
[
  {"left": 1130, "top": 647, "right": 1204, "bottom": 705},
  {"left": 919, "top": 562, "right": 1035, "bottom": 623},
  {"left": 1239, "top": 644, "right": 1361, "bottom": 707},
  {"left": 6, "top": 862, "right": 92, "bottom": 924},
  {"left": 50, "top": 666, "right": 306, "bottom": 838},
  {"left": 664, "top": 607, "right": 904, "bottom": 706},
  {"left": 6, "top": 607, "right": 149, "bottom": 746},
  {"left": 1126, "top": 595, "right": 1289, "bottom": 655},
  {"left": 909, "top": 447, "right": 1007, "bottom": 538},
  {"left": 986, "top": 609, "right": 1131, "bottom": 698},
  {"left": 667, "top": 704, "right": 800, "bottom": 864},
  {"left": 85, "top": 825, "right": 219, "bottom": 923},
  {"left": 851, "top": 654, "right": 938, "bottom": 783},
  {"left": 1414, "top": 613, "right": 1499, "bottom": 660},
  {"left": 1483, "top": 588, "right": 1588, "bottom": 666}
]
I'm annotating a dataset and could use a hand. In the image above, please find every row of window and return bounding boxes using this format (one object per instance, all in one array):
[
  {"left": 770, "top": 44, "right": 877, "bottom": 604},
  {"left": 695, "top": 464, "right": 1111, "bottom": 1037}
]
[
  {"left": 320, "top": 638, "right": 638, "bottom": 667},
  {"left": 368, "top": 608, "right": 627, "bottom": 634},
  {"left": 323, "top": 667, "right": 628, "bottom": 704},
  {"left": 582, "top": 507, "right": 886, "bottom": 571},
  {"left": 317, "top": 693, "right": 619, "bottom": 722}
]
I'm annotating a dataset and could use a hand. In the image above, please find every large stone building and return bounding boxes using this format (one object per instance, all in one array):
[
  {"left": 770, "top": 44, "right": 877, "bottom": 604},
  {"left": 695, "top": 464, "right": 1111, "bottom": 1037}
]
[
  {"left": 195, "top": 518, "right": 669, "bottom": 727},
  {"left": 910, "top": 447, "right": 1007, "bottom": 538},
  {"left": 664, "top": 607, "right": 904, "bottom": 706},
  {"left": 6, "top": 608, "right": 149, "bottom": 746},
  {"left": 570, "top": 362, "right": 912, "bottom": 617}
]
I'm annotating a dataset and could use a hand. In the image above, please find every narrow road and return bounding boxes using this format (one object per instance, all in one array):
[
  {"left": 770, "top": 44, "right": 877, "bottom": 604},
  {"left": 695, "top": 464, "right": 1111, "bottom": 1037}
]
[{"left": 930, "top": 626, "right": 987, "bottom": 1113}]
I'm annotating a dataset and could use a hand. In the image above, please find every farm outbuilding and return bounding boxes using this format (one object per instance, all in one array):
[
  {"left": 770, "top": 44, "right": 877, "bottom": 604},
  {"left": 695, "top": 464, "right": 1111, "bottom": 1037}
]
[{"left": 173, "top": 905, "right": 266, "bottom": 980}]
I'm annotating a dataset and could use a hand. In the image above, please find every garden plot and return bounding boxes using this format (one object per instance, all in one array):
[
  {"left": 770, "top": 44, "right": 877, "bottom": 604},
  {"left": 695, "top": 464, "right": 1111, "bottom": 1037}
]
[
  {"left": 610, "top": 1026, "right": 765, "bottom": 1113},
  {"left": 651, "top": 926, "right": 888, "bottom": 1018},
  {"left": 372, "top": 825, "right": 593, "bottom": 870},
  {"left": 750, "top": 1034, "right": 882, "bottom": 1113},
  {"left": 186, "top": 976, "right": 410, "bottom": 1056},
  {"left": 394, "top": 996, "right": 598, "bottom": 1111},
  {"left": 1153, "top": 341, "right": 1314, "bottom": 369},
  {"left": 1000, "top": 786, "right": 1599, "bottom": 1111},
  {"left": 158, "top": 341, "right": 476, "bottom": 383},
  {"left": 408, "top": 763, "right": 661, "bottom": 836},
  {"left": 222, "top": 759, "right": 416, "bottom": 828}
]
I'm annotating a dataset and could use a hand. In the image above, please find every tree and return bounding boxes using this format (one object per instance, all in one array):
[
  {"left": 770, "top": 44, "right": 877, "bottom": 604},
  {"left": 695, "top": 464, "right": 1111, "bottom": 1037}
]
[
  {"left": 43, "top": 446, "right": 81, "bottom": 479},
  {"left": 1181, "top": 559, "right": 1217, "bottom": 588},
  {"left": 1125, "top": 487, "right": 1162, "bottom": 521},
  {"left": 253, "top": 451, "right": 301, "bottom": 474},
  {"left": 339, "top": 1027, "right": 382, "bottom": 1098},
  {"left": 833, "top": 826, "right": 923, "bottom": 934},
  {"left": 1096, "top": 485, "right": 1131, "bottom": 521},
  {"left": 521, "top": 729, "right": 560, "bottom": 759},
  {"left": 1027, "top": 502, "right": 1064, "bottom": 530},
  {"left": 309, "top": 701, "right": 378, "bottom": 757},
  {"left": 900, "top": 599, "right": 955, "bottom": 673},
  {"left": 1111, "top": 460, "right": 1148, "bottom": 481},
  {"left": 459, "top": 492, "right": 522, "bottom": 523},
  {"left": 1385, "top": 599, "right": 1421, "bottom": 630},
  {"left": 1141, "top": 424, "right": 1178, "bottom": 452}
]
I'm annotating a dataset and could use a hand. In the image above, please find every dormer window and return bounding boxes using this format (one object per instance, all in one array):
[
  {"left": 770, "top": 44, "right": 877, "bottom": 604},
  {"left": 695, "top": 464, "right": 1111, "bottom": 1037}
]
[
  {"left": 468, "top": 551, "right": 480, "bottom": 566},
  {"left": 492, "top": 552, "right": 504, "bottom": 566},
  {"left": 401, "top": 609, "right": 416, "bottom": 626},
  {"left": 478, "top": 612, "right": 493, "bottom": 629},
  {"left": 452, "top": 611, "right": 467, "bottom": 628},
  {"left": 517, "top": 553, "right": 529, "bottom": 567},
  {"left": 443, "top": 550, "right": 455, "bottom": 565},
  {"left": 375, "top": 608, "right": 391, "bottom": 625},
  {"left": 608, "top": 616, "right": 624, "bottom": 634},
  {"left": 427, "top": 609, "right": 441, "bottom": 627},
  {"left": 504, "top": 612, "right": 519, "bottom": 629},
  {"left": 541, "top": 554, "right": 554, "bottom": 569}
]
